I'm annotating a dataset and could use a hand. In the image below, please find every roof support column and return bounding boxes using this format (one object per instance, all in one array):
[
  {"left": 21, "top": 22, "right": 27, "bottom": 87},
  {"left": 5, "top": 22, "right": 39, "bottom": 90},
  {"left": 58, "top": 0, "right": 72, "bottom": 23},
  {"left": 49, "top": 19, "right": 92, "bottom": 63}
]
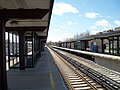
[
  {"left": 101, "top": 38, "right": 104, "bottom": 53},
  {"left": 15, "top": 32, "right": 18, "bottom": 62},
  {"left": 85, "top": 41, "right": 87, "bottom": 50},
  {"left": 117, "top": 36, "right": 119, "bottom": 55},
  {"left": 70, "top": 42, "right": 71, "bottom": 49},
  {"left": 109, "top": 38, "right": 111, "bottom": 54},
  {"left": 112, "top": 37, "right": 114, "bottom": 54},
  {"left": 58, "top": 43, "right": 60, "bottom": 47},
  {"left": 41, "top": 41, "right": 44, "bottom": 52},
  {"left": 8, "top": 32, "right": 10, "bottom": 68},
  {"left": 39, "top": 39, "right": 41, "bottom": 57},
  {"left": 18, "top": 31, "right": 25, "bottom": 70},
  {"left": 12, "top": 32, "right": 14, "bottom": 65},
  {"left": 0, "top": 16, "right": 8, "bottom": 90},
  {"left": 65, "top": 43, "right": 67, "bottom": 48}
]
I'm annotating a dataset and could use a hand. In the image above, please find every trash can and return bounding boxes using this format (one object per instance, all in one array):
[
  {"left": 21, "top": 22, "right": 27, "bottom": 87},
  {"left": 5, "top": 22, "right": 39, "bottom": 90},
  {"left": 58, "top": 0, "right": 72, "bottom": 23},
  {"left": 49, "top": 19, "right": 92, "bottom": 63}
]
[{"left": 92, "top": 45, "right": 98, "bottom": 53}]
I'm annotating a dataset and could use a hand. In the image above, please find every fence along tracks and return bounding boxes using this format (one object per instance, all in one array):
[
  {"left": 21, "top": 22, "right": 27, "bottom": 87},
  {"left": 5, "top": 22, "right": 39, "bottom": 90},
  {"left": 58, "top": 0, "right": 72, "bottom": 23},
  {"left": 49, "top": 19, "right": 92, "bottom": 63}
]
[{"left": 48, "top": 47, "right": 105, "bottom": 90}]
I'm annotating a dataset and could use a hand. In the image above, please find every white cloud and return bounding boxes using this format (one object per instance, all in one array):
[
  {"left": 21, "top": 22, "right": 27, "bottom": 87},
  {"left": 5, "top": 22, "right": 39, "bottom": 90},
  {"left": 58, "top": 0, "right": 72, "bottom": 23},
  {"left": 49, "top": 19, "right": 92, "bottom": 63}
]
[
  {"left": 74, "top": 22, "right": 77, "bottom": 25},
  {"left": 95, "top": 19, "right": 109, "bottom": 27},
  {"left": 67, "top": 21, "right": 77, "bottom": 25},
  {"left": 103, "top": 27, "right": 112, "bottom": 31},
  {"left": 53, "top": 2, "right": 79, "bottom": 15},
  {"left": 51, "top": 28, "right": 61, "bottom": 32},
  {"left": 90, "top": 26, "right": 97, "bottom": 29},
  {"left": 59, "top": 25, "right": 64, "bottom": 29},
  {"left": 67, "top": 21, "right": 74, "bottom": 25},
  {"left": 85, "top": 12, "right": 98, "bottom": 18},
  {"left": 114, "top": 20, "right": 120, "bottom": 26},
  {"left": 78, "top": 14, "right": 82, "bottom": 16},
  {"left": 90, "top": 20, "right": 111, "bottom": 33}
]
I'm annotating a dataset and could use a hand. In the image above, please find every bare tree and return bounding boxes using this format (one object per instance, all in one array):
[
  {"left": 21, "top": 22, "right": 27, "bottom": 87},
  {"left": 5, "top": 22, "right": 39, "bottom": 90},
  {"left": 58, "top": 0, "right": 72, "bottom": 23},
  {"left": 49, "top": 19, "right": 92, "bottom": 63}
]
[
  {"left": 73, "top": 33, "right": 79, "bottom": 40},
  {"left": 65, "top": 38, "right": 74, "bottom": 42},
  {"left": 74, "top": 30, "right": 90, "bottom": 39},
  {"left": 84, "top": 30, "right": 90, "bottom": 37},
  {"left": 64, "top": 30, "right": 90, "bottom": 42}
]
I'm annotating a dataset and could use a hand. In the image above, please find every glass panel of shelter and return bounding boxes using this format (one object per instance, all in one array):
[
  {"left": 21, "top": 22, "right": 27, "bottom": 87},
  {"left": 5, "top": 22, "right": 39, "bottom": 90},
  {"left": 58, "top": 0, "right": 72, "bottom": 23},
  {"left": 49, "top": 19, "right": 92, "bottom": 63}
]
[
  {"left": 6, "top": 32, "right": 20, "bottom": 69},
  {"left": 24, "top": 32, "right": 33, "bottom": 68},
  {"left": 109, "top": 36, "right": 119, "bottom": 55},
  {"left": 6, "top": 31, "right": 35, "bottom": 69}
]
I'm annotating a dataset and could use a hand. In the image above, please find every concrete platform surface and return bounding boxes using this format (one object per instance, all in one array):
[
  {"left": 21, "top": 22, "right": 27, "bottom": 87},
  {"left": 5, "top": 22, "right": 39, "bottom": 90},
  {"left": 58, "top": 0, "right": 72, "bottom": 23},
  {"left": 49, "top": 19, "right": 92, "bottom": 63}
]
[{"left": 7, "top": 47, "right": 67, "bottom": 90}]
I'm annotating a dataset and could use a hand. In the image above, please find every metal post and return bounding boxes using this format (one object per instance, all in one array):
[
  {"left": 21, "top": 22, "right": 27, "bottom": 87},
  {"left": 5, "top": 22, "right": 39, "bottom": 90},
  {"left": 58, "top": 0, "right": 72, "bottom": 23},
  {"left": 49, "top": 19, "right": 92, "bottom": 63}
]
[
  {"left": 8, "top": 32, "right": 10, "bottom": 68},
  {"left": 0, "top": 15, "right": 8, "bottom": 90},
  {"left": 32, "top": 32, "right": 34, "bottom": 67},
  {"left": 42, "top": 42, "right": 45, "bottom": 51},
  {"left": 18, "top": 31, "right": 25, "bottom": 70},
  {"left": 101, "top": 38, "right": 104, "bottom": 53},
  {"left": 41, "top": 41, "right": 44, "bottom": 51},
  {"left": 66, "top": 43, "right": 67, "bottom": 48},
  {"left": 12, "top": 32, "right": 14, "bottom": 65},
  {"left": 39, "top": 38, "right": 41, "bottom": 57},
  {"left": 84, "top": 41, "right": 86, "bottom": 50},
  {"left": 117, "top": 36, "right": 119, "bottom": 55},
  {"left": 112, "top": 37, "right": 114, "bottom": 54},
  {"left": 70, "top": 42, "right": 71, "bottom": 49},
  {"left": 109, "top": 39, "right": 111, "bottom": 54},
  {"left": 25, "top": 37, "right": 28, "bottom": 55},
  {"left": 74, "top": 42, "right": 75, "bottom": 49},
  {"left": 15, "top": 32, "right": 18, "bottom": 62}
]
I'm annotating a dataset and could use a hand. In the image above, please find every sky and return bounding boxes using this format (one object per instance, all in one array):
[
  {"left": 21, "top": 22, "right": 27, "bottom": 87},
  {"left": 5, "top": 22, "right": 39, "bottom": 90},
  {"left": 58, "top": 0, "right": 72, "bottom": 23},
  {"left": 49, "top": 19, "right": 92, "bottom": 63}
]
[{"left": 47, "top": 0, "right": 120, "bottom": 42}]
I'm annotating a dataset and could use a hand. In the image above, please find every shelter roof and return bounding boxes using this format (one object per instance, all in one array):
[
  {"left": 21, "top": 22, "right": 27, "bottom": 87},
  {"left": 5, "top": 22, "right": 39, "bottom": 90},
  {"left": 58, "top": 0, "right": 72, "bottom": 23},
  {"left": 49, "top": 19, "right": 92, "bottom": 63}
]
[{"left": 0, "top": 0, "right": 54, "bottom": 41}]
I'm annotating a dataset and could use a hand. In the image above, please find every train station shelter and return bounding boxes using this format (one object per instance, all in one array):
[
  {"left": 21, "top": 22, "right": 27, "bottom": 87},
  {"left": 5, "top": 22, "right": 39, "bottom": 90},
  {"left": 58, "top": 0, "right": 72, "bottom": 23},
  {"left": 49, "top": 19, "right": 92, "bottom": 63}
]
[
  {"left": 0, "top": 0, "right": 54, "bottom": 89},
  {"left": 58, "top": 28, "right": 120, "bottom": 55}
]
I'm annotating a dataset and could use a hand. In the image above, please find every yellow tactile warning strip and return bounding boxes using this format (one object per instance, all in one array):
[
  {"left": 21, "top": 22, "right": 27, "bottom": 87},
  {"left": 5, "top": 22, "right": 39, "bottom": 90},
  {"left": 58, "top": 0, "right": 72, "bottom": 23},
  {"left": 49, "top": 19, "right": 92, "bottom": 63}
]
[
  {"left": 49, "top": 72, "right": 55, "bottom": 90},
  {"left": 47, "top": 51, "right": 56, "bottom": 90}
]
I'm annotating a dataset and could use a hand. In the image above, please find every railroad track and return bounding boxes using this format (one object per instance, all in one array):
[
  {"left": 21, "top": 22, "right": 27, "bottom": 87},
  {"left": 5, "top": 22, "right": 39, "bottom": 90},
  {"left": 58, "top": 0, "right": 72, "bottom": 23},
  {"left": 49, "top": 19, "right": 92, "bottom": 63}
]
[
  {"left": 51, "top": 47, "right": 120, "bottom": 90},
  {"left": 48, "top": 47, "right": 105, "bottom": 90}
]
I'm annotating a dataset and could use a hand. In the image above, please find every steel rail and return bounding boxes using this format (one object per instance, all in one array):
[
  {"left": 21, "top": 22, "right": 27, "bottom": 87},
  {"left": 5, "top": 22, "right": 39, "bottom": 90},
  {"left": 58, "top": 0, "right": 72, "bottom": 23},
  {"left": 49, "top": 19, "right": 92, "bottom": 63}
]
[
  {"left": 51, "top": 46, "right": 120, "bottom": 90},
  {"left": 48, "top": 47, "right": 104, "bottom": 90}
]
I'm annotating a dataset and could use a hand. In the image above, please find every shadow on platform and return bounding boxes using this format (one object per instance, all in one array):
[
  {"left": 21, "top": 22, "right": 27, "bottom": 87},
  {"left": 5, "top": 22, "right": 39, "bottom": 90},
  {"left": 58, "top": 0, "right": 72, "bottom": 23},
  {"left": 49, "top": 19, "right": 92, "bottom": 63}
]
[{"left": 7, "top": 47, "right": 67, "bottom": 90}]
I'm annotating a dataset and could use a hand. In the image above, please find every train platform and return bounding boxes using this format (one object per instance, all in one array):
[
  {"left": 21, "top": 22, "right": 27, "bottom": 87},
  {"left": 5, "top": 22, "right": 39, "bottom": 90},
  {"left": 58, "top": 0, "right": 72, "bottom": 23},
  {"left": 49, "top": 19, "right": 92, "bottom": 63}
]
[{"left": 7, "top": 47, "right": 67, "bottom": 90}]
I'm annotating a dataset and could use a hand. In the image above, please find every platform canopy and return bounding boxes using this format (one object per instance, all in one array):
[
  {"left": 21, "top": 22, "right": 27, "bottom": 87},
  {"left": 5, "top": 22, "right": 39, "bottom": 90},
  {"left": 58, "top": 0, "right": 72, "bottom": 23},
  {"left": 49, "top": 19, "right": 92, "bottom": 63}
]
[{"left": 0, "top": 0, "right": 54, "bottom": 42}]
